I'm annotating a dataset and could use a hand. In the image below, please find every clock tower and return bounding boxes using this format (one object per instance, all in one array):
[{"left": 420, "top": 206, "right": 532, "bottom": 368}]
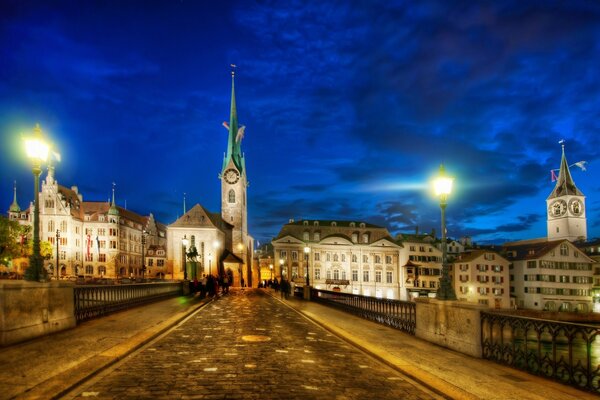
[
  {"left": 221, "top": 69, "right": 248, "bottom": 260},
  {"left": 546, "top": 143, "right": 586, "bottom": 242}
]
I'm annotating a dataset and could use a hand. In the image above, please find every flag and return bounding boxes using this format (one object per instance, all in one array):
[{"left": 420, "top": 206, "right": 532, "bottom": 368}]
[
  {"left": 222, "top": 121, "right": 229, "bottom": 130},
  {"left": 572, "top": 161, "right": 587, "bottom": 171},
  {"left": 86, "top": 234, "right": 91, "bottom": 258},
  {"left": 236, "top": 125, "right": 245, "bottom": 143},
  {"left": 96, "top": 235, "right": 100, "bottom": 254},
  {"left": 551, "top": 169, "right": 559, "bottom": 182}
]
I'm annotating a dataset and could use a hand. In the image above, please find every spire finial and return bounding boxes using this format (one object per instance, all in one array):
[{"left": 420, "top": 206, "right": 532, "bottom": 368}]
[
  {"left": 183, "top": 192, "right": 187, "bottom": 214},
  {"left": 231, "top": 63, "right": 237, "bottom": 78},
  {"left": 10, "top": 180, "right": 20, "bottom": 213},
  {"left": 111, "top": 182, "right": 116, "bottom": 206}
]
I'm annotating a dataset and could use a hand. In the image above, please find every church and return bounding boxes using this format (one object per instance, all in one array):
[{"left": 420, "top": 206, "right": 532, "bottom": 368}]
[{"left": 166, "top": 70, "right": 256, "bottom": 286}]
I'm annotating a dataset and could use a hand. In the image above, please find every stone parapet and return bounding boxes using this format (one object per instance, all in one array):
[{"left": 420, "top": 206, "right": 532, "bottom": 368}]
[
  {"left": 415, "top": 298, "right": 485, "bottom": 358},
  {"left": 0, "top": 281, "right": 76, "bottom": 346}
]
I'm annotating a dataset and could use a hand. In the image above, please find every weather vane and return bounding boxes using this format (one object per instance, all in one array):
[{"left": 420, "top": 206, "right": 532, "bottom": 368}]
[{"left": 231, "top": 63, "right": 237, "bottom": 77}]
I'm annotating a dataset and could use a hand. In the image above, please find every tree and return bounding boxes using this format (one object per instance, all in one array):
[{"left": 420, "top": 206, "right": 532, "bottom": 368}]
[{"left": 0, "top": 216, "right": 28, "bottom": 262}]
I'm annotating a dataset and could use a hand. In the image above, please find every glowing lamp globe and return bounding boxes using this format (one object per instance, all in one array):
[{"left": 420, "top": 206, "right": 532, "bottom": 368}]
[{"left": 25, "top": 124, "right": 49, "bottom": 162}]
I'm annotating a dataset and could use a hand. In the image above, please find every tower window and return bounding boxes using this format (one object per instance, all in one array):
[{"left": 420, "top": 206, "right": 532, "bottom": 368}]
[{"left": 228, "top": 189, "right": 235, "bottom": 203}]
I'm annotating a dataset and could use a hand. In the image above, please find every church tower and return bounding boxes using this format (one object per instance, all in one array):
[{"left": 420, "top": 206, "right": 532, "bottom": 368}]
[
  {"left": 546, "top": 143, "right": 586, "bottom": 242},
  {"left": 221, "top": 68, "right": 248, "bottom": 260}
]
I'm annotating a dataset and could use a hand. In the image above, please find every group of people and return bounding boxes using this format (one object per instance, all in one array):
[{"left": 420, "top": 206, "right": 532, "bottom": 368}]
[
  {"left": 259, "top": 277, "right": 291, "bottom": 299},
  {"left": 191, "top": 273, "right": 232, "bottom": 298}
]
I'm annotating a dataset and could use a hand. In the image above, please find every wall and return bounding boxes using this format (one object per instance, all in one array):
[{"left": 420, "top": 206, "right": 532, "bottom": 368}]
[
  {"left": 415, "top": 298, "right": 485, "bottom": 358},
  {"left": 0, "top": 281, "right": 76, "bottom": 346}
]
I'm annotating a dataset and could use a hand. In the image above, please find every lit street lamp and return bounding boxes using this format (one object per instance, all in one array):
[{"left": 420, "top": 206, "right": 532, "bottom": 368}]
[
  {"left": 182, "top": 235, "right": 189, "bottom": 280},
  {"left": 210, "top": 240, "right": 220, "bottom": 276},
  {"left": 56, "top": 229, "right": 60, "bottom": 280},
  {"left": 279, "top": 258, "right": 284, "bottom": 280},
  {"left": 141, "top": 230, "right": 147, "bottom": 280},
  {"left": 433, "top": 164, "right": 457, "bottom": 300},
  {"left": 303, "top": 245, "right": 311, "bottom": 300},
  {"left": 269, "top": 263, "right": 273, "bottom": 280},
  {"left": 24, "top": 124, "right": 49, "bottom": 281}
]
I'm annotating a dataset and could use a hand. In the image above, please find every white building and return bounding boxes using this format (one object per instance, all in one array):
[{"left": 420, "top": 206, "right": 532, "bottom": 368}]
[{"left": 272, "top": 219, "right": 403, "bottom": 299}]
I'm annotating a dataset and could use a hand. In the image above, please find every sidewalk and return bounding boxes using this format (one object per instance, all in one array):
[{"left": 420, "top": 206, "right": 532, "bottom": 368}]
[
  {"left": 278, "top": 292, "right": 597, "bottom": 400},
  {"left": 0, "top": 294, "right": 212, "bottom": 400}
]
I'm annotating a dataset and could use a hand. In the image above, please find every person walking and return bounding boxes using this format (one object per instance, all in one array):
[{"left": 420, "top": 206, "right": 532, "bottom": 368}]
[
  {"left": 241, "top": 277, "right": 245, "bottom": 291},
  {"left": 222, "top": 274, "right": 229, "bottom": 294}
]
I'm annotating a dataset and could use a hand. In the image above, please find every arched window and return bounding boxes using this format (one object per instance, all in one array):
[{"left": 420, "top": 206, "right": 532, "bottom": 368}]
[
  {"left": 85, "top": 265, "right": 94, "bottom": 275},
  {"left": 48, "top": 220, "right": 54, "bottom": 232},
  {"left": 560, "top": 243, "right": 569, "bottom": 256},
  {"left": 228, "top": 189, "right": 235, "bottom": 203},
  {"left": 303, "top": 231, "right": 309, "bottom": 241}
]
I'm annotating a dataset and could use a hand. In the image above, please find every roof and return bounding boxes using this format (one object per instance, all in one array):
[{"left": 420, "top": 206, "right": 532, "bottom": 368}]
[
  {"left": 547, "top": 146, "right": 583, "bottom": 199},
  {"left": 222, "top": 249, "right": 244, "bottom": 264},
  {"left": 285, "top": 219, "right": 382, "bottom": 228},
  {"left": 274, "top": 219, "right": 393, "bottom": 245},
  {"left": 169, "top": 204, "right": 228, "bottom": 230},
  {"left": 222, "top": 72, "right": 245, "bottom": 174},
  {"left": 454, "top": 249, "right": 507, "bottom": 263},
  {"left": 503, "top": 239, "right": 573, "bottom": 261}
]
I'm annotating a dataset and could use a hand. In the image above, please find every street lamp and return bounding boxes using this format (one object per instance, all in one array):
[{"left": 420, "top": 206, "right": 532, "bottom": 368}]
[
  {"left": 56, "top": 229, "right": 60, "bottom": 280},
  {"left": 433, "top": 164, "right": 457, "bottom": 300},
  {"left": 210, "top": 240, "right": 220, "bottom": 276},
  {"left": 269, "top": 263, "right": 273, "bottom": 280},
  {"left": 279, "top": 258, "right": 284, "bottom": 279},
  {"left": 141, "top": 230, "right": 147, "bottom": 280},
  {"left": 24, "top": 123, "right": 49, "bottom": 281},
  {"left": 303, "top": 245, "right": 311, "bottom": 300},
  {"left": 182, "top": 235, "right": 189, "bottom": 280}
]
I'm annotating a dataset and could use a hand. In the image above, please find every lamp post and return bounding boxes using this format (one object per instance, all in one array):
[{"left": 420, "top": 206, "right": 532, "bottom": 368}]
[
  {"left": 182, "top": 235, "right": 189, "bottom": 280},
  {"left": 24, "top": 124, "right": 49, "bottom": 281},
  {"left": 211, "top": 240, "right": 220, "bottom": 276},
  {"left": 303, "top": 245, "right": 311, "bottom": 300},
  {"left": 141, "top": 230, "right": 147, "bottom": 280},
  {"left": 433, "top": 164, "right": 457, "bottom": 300},
  {"left": 269, "top": 263, "right": 273, "bottom": 280},
  {"left": 279, "top": 258, "right": 284, "bottom": 280},
  {"left": 56, "top": 229, "right": 60, "bottom": 280}
]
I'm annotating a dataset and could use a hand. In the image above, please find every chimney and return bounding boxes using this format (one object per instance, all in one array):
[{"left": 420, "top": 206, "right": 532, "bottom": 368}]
[
  {"left": 289, "top": 218, "right": 295, "bottom": 224},
  {"left": 431, "top": 228, "right": 436, "bottom": 238},
  {"left": 415, "top": 226, "right": 419, "bottom": 235}
]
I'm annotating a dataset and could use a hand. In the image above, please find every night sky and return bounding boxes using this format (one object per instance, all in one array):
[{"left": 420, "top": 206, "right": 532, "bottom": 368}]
[{"left": 1, "top": 0, "right": 599, "bottom": 246}]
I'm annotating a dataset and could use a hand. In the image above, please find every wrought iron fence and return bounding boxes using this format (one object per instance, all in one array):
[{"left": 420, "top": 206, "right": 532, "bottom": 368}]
[
  {"left": 74, "top": 282, "right": 182, "bottom": 322},
  {"left": 481, "top": 311, "right": 600, "bottom": 394},
  {"left": 310, "top": 288, "right": 416, "bottom": 334}
]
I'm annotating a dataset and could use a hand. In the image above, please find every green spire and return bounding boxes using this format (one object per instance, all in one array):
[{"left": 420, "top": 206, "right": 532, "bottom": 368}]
[
  {"left": 108, "top": 182, "right": 119, "bottom": 216},
  {"left": 222, "top": 68, "right": 244, "bottom": 174},
  {"left": 9, "top": 181, "right": 21, "bottom": 213}
]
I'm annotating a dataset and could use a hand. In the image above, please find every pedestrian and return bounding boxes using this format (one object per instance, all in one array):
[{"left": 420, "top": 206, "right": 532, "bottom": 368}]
[
  {"left": 241, "top": 277, "right": 245, "bottom": 291},
  {"left": 223, "top": 274, "right": 229, "bottom": 294},
  {"left": 200, "top": 274, "right": 207, "bottom": 298}
]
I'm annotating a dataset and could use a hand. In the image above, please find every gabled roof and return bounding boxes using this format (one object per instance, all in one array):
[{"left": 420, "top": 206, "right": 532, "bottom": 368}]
[
  {"left": 169, "top": 204, "right": 226, "bottom": 230},
  {"left": 222, "top": 249, "right": 244, "bottom": 264},
  {"left": 547, "top": 145, "right": 583, "bottom": 199},
  {"left": 454, "top": 249, "right": 508, "bottom": 264},
  {"left": 503, "top": 239, "right": 592, "bottom": 261},
  {"left": 286, "top": 219, "right": 382, "bottom": 228}
]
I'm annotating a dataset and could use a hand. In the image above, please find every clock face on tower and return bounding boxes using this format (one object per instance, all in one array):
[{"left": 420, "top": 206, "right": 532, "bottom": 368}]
[
  {"left": 224, "top": 168, "right": 240, "bottom": 184},
  {"left": 569, "top": 199, "right": 584, "bottom": 216},
  {"left": 548, "top": 199, "right": 567, "bottom": 217}
]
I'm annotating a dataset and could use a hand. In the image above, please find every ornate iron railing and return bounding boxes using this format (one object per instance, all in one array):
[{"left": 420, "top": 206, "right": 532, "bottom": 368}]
[
  {"left": 74, "top": 282, "right": 182, "bottom": 322},
  {"left": 481, "top": 311, "right": 600, "bottom": 394},
  {"left": 311, "top": 288, "right": 416, "bottom": 335}
]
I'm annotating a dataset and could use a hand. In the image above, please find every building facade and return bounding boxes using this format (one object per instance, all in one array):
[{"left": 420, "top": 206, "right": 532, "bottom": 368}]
[
  {"left": 452, "top": 250, "right": 511, "bottom": 309},
  {"left": 272, "top": 219, "right": 403, "bottom": 299}
]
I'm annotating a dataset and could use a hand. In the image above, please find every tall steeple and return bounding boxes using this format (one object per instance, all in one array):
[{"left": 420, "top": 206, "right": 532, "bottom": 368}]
[
  {"left": 547, "top": 142, "right": 583, "bottom": 199},
  {"left": 222, "top": 67, "right": 245, "bottom": 174},
  {"left": 9, "top": 181, "right": 21, "bottom": 213},
  {"left": 546, "top": 142, "right": 586, "bottom": 242}
]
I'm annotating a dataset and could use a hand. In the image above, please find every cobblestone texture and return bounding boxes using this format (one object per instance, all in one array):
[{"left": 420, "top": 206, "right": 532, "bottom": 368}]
[{"left": 71, "top": 290, "right": 436, "bottom": 399}]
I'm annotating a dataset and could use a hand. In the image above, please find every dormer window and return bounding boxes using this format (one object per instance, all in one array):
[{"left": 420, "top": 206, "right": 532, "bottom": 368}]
[
  {"left": 359, "top": 223, "right": 365, "bottom": 228},
  {"left": 303, "top": 221, "right": 308, "bottom": 226},
  {"left": 303, "top": 231, "right": 309, "bottom": 241},
  {"left": 314, "top": 221, "right": 319, "bottom": 226},
  {"left": 331, "top": 221, "right": 337, "bottom": 227},
  {"left": 349, "top": 222, "right": 355, "bottom": 227}
]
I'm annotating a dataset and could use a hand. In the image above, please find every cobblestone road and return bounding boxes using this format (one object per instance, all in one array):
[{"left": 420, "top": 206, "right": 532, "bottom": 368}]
[{"left": 69, "top": 290, "right": 437, "bottom": 400}]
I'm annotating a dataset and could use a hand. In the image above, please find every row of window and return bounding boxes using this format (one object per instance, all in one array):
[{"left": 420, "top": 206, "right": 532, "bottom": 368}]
[
  {"left": 280, "top": 250, "right": 393, "bottom": 264},
  {"left": 458, "top": 275, "right": 505, "bottom": 284},
  {"left": 533, "top": 260, "right": 591, "bottom": 270},
  {"left": 523, "top": 274, "right": 593, "bottom": 283},
  {"left": 408, "top": 255, "right": 440, "bottom": 262},
  {"left": 524, "top": 287, "right": 591, "bottom": 296},
  {"left": 312, "top": 269, "right": 394, "bottom": 283},
  {"left": 458, "top": 287, "right": 504, "bottom": 295}
]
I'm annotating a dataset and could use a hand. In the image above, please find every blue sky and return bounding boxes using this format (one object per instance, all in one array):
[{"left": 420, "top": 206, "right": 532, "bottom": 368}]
[{"left": 1, "top": 0, "right": 599, "bottom": 245}]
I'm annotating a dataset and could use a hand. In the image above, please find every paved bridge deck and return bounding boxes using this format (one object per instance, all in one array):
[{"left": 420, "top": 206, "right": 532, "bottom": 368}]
[{"left": 0, "top": 289, "right": 594, "bottom": 399}]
